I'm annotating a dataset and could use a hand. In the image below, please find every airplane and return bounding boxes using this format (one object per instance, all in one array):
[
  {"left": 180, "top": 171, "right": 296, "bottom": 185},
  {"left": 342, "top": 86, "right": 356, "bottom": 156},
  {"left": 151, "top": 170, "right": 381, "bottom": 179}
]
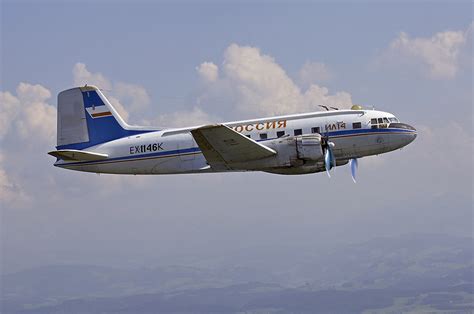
[{"left": 48, "top": 85, "right": 417, "bottom": 181}]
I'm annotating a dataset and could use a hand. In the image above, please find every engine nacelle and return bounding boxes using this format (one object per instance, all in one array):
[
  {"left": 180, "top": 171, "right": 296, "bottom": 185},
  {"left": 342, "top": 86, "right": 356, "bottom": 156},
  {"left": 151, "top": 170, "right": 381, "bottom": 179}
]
[
  {"left": 295, "top": 134, "right": 324, "bottom": 161},
  {"left": 230, "top": 134, "right": 325, "bottom": 172},
  {"left": 259, "top": 134, "right": 324, "bottom": 167},
  {"left": 266, "top": 134, "right": 324, "bottom": 163}
]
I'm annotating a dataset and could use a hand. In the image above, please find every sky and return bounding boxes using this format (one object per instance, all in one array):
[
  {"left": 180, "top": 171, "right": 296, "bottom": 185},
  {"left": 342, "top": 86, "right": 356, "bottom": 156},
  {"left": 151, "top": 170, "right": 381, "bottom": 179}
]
[{"left": 1, "top": 1, "right": 472, "bottom": 274}]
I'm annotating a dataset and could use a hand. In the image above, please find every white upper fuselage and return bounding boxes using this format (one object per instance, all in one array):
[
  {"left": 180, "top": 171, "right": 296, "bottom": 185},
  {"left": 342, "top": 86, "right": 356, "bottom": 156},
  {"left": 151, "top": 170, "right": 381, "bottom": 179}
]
[{"left": 55, "top": 109, "right": 417, "bottom": 175}]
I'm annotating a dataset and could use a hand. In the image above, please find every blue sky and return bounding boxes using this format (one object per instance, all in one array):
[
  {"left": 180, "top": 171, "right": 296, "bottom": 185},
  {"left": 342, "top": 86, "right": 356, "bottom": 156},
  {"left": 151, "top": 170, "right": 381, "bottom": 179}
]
[
  {"left": 2, "top": 2, "right": 471, "bottom": 127},
  {"left": 1, "top": 1, "right": 472, "bottom": 273}
]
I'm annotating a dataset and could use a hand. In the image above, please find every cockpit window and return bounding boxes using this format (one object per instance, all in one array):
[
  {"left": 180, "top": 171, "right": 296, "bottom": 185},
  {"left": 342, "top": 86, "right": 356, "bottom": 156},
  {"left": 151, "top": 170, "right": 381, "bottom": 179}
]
[
  {"left": 372, "top": 117, "right": 391, "bottom": 128},
  {"left": 389, "top": 117, "right": 398, "bottom": 122}
]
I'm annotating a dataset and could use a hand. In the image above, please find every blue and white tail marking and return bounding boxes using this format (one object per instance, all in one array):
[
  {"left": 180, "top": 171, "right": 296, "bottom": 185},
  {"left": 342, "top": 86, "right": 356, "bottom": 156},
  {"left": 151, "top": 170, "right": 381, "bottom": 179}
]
[{"left": 56, "top": 85, "right": 156, "bottom": 151}]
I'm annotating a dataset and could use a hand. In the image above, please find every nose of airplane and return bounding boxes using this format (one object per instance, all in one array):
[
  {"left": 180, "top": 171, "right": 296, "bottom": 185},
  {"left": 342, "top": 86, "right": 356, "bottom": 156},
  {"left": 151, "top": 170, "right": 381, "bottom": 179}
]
[
  {"left": 389, "top": 122, "right": 417, "bottom": 148},
  {"left": 405, "top": 124, "right": 417, "bottom": 144}
]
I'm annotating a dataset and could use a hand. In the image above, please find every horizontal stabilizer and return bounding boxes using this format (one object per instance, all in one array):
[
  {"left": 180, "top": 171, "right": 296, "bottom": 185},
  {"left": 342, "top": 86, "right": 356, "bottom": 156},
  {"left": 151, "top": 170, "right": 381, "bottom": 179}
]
[
  {"left": 48, "top": 149, "right": 108, "bottom": 161},
  {"left": 191, "top": 124, "right": 276, "bottom": 170}
]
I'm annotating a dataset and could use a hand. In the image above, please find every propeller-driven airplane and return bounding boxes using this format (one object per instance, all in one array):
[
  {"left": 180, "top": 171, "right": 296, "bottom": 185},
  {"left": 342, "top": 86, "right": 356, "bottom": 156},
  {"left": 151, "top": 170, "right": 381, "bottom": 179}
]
[{"left": 49, "top": 85, "right": 417, "bottom": 181}]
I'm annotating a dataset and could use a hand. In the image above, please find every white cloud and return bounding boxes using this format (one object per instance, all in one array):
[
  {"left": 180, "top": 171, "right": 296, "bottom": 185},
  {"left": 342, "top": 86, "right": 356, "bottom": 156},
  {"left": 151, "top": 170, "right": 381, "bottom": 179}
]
[
  {"left": 106, "top": 96, "right": 130, "bottom": 121},
  {"left": 0, "top": 91, "right": 20, "bottom": 137},
  {"left": 196, "top": 62, "right": 219, "bottom": 82},
  {"left": 15, "top": 83, "right": 56, "bottom": 142},
  {"left": 114, "top": 82, "right": 151, "bottom": 112},
  {"left": 298, "top": 61, "right": 333, "bottom": 87},
  {"left": 222, "top": 44, "right": 302, "bottom": 116},
  {"left": 198, "top": 43, "right": 352, "bottom": 117},
  {"left": 73, "top": 62, "right": 112, "bottom": 90},
  {"left": 0, "top": 153, "right": 29, "bottom": 205},
  {"left": 382, "top": 25, "right": 470, "bottom": 79},
  {"left": 0, "top": 83, "right": 56, "bottom": 144},
  {"left": 302, "top": 85, "right": 352, "bottom": 112},
  {"left": 0, "top": 83, "right": 56, "bottom": 206}
]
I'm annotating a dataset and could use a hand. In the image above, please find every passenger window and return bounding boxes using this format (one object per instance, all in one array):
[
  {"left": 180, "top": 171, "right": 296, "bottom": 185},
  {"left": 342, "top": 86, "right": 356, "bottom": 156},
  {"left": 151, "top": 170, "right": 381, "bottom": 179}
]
[
  {"left": 259, "top": 133, "right": 267, "bottom": 140},
  {"left": 311, "top": 127, "right": 320, "bottom": 134},
  {"left": 352, "top": 122, "right": 362, "bottom": 129},
  {"left": 277, "top": 131, "right": 285, "bottom": 138},
  {"left": 371, "top": 118, "right": 377, "bottom": 124},
  {"left": 378, "top": 118, "right": 383, "bottom": 124},
  {"left": 294, "top": 129, "right": 302, "bottom": 136},
  {"left": 246, "top": 134, "right": 251, "bottom": 138}
]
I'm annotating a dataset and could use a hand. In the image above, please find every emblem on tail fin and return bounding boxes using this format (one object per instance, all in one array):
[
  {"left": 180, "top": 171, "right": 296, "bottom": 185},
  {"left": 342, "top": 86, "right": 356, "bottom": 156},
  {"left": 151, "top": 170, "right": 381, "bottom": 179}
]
[{"left": 85, "top": 105, "right": 113, "bottom": 118}]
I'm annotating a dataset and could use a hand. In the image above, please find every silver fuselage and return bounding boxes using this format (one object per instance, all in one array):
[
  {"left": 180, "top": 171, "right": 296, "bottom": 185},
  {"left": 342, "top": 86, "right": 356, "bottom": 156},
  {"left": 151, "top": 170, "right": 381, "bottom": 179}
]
[{"left": 55, "top": 109, "right": 417, "bottom": 175}]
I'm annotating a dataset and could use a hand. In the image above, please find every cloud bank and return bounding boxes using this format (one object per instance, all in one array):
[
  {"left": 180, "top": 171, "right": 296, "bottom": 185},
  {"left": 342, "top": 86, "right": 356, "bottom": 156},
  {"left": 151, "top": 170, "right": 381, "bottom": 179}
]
[
  {"left": 298, "top": 61, "right": 333, "bottom": 88},
  {"left": 197, "top": 44, "right": 352, "bottom": 117},
  {"left": 0, "top": 83, "right": 56, "bottom": 204},
  {"left": 380, "top": 23, "right": 472, "bottom": 79}
]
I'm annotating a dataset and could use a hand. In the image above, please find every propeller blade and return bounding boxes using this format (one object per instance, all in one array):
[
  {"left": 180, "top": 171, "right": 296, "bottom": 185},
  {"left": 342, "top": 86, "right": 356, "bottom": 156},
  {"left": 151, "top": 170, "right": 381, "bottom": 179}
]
[
  {"left": 350, "top": 158, "right": 358, "bottom": 183},
  {"left": 325, "top": 143, "right": 336, "bottom": 178},
  {"left": 325, "top": 149, "right": 332, "bottom": 177},
  {"left": 329, "top": 142, "right": 336, "bottom": 173}
]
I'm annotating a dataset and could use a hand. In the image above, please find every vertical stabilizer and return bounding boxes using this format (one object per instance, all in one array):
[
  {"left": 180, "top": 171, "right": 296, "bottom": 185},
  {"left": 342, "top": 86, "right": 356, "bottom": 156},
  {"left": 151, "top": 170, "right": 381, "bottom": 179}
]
[{"left": 56, "top": 85, "right": 150, "bottom": 150}]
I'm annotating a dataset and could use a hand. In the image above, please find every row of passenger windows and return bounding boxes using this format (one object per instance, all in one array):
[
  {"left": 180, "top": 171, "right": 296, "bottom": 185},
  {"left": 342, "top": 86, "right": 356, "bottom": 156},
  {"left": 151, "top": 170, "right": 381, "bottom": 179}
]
[{"left": 246, "top": 122, "right": 363, "bottom": 140}]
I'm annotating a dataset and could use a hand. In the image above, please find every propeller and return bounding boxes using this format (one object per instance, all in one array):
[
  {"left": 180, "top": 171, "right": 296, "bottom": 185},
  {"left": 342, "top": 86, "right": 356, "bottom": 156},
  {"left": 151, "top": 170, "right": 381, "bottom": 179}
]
[
  {"left": 322, "top": 132, "right": 336, "bottom": 177},
  {"left": 349, "top": 158, "right": 358, "bottom": 183},
  {"left": 321, "top": 131, "right": 358, "bottom": 182}
]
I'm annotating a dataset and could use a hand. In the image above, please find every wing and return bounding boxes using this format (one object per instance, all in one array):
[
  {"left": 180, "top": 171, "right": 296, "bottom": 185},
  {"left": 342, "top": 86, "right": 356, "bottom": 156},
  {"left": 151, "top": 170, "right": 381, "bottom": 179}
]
[
  {"left": 191, "top": 124, "right": 276, "bottom": 170},
  {"left": 48, "top": 149, "right": 108, "bottom": 161}
]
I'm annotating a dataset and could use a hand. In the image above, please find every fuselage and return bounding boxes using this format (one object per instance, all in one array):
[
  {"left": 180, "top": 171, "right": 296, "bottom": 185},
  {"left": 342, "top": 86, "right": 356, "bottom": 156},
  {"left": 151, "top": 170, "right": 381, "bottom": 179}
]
[{"left": 55, "top": 109, "right": 417, "bottom": 175}]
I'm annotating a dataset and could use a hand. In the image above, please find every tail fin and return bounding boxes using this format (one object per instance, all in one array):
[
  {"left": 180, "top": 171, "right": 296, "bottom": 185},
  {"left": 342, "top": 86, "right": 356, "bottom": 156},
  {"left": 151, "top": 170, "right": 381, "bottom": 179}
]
[{"left": 56, "top": 85, "right": 153, "bottom": 150}]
